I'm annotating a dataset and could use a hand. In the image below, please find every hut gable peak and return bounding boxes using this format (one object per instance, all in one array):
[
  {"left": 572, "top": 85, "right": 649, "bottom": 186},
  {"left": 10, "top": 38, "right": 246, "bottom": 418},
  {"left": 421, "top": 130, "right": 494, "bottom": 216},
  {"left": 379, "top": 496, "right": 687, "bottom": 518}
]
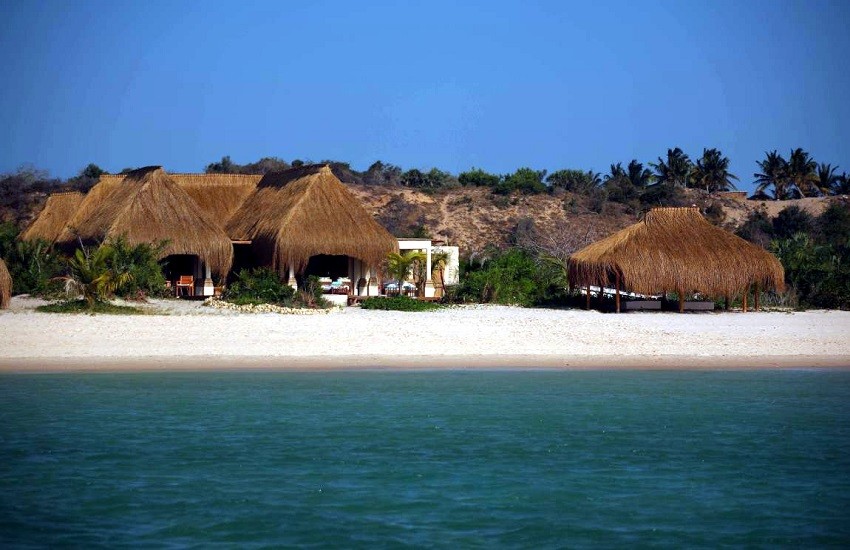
[{"left": 225, "top": 164, "right": 398, "bottom": 273}]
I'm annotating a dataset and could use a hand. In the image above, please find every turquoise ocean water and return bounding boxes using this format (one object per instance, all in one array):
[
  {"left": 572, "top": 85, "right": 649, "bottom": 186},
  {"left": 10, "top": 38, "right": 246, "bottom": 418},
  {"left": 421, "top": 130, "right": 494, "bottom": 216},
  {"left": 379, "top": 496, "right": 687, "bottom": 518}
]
[{"left": 1, "top": 370, "right": 849, "bottom": 547}]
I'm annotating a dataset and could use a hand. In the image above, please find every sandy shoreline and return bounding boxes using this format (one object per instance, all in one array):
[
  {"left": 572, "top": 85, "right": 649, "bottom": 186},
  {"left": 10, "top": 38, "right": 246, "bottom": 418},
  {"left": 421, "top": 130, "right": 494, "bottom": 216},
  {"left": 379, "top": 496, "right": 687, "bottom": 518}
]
[{"left": 2, "top": 298, "right": 849, "bottom": 372}]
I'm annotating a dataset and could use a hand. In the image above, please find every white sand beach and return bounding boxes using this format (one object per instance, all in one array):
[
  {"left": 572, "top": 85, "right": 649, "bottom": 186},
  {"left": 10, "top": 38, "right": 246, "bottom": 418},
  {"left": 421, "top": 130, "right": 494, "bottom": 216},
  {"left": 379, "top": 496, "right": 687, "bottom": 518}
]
[{"left": 1, "top": 297, "right": 849, "bottom": 371}]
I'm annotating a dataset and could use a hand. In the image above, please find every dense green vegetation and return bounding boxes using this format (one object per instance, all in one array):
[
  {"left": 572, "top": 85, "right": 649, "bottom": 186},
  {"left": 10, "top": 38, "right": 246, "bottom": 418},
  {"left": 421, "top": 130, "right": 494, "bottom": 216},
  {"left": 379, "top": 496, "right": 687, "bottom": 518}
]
[
  {"left": 448, "top": 248, "right": 567, "bottom": 307},
  {"left": 360, "top": 296, "right": 442, "bottom": 311},
  {"left": 223, "top": 267, "right": 295, "bottom": 305},
  {"left": 222, "top": 268, "right": 327, "bottom": 308},
  {"left": 737, "top": 202, "right": 850, "bottom": 309}
]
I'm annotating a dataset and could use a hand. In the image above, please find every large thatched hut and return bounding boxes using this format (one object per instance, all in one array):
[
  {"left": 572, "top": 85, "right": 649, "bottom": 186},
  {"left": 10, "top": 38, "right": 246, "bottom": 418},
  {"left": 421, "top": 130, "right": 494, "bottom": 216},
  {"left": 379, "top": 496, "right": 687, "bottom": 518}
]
[
  {"left": 21, "top": 191, "right": 85, "bottom": 243},
  {"left": 57, "top": 167, "right": 235, "bottom": 292},
  {"left": 568, "top": 207, "right": 784, "bottom": 312},
  {"left": 226, "top": 164, "right": 398, "bottom": 293},
  {"left": 0, "top": 258, "right": 11, "bottom": 310}
]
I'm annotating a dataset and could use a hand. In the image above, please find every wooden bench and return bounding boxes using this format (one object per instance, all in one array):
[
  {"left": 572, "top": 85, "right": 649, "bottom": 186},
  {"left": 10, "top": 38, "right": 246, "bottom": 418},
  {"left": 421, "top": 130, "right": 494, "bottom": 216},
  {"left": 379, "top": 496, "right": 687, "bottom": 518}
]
[
  {"left": 683, "top": 301, "right": 715, "bottom": 311},
  {"left": 623, "top": 300, "right": 661, "bottom": 310}
]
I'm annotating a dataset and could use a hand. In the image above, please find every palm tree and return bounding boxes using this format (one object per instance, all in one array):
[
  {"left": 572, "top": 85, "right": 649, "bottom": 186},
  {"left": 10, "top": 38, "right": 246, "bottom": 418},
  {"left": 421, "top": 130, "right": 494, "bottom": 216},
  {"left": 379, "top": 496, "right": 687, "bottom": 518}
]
[
  {"left": 651, "top": 148, "right": 693, "bottom": 187},
  {"left": 754, "top": 150, "right": 790, "bottom": 199},
  {"left": 816, "top": 163, "right": 840, "bottom": 196},
  {"left": 384, "top": 250, "right": 425, "bottom": 296},
  {"left": 64, "top": 244, "right": 131, "bottom": 307},
  {"left": 786, "top": 148, "right": 820, "bottom": 197},
  {"left": 833, "top": 172, "right": 850, "bottom": 195},
  {"left": 691, "top": 148, "right": 738, "bottom": 193},
  {"left": 626, "top": 160, "right": 654, "bottom": 188},
  {"left": 604, "top": 163, "right": 626, "bottom": 183}
]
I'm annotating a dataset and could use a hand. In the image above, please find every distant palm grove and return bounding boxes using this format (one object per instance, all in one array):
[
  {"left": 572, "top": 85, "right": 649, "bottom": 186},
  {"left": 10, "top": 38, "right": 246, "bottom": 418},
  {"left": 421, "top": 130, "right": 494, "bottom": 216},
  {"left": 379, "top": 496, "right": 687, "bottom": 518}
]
[{"left": 1, "top": 146, "right": 849, "bottom": 310}]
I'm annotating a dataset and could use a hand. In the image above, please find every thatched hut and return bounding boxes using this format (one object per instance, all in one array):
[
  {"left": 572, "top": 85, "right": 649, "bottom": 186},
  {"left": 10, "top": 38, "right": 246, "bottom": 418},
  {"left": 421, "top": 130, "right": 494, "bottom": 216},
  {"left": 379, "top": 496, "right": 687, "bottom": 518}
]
[
  {"left": 226, "top": 164, "right": 397, "bottom": 293},
  {"left": 0, "top": 258, "right": 11, "bottom": 310},
  {"left": 21, "top": 192, "right": 85, "bottom": 244},
  {"left": 568, "top": 207, "right": 785, "bottom": 312},
  {"left": 57, "top": 167, "right": 235, "bottom": 291}
]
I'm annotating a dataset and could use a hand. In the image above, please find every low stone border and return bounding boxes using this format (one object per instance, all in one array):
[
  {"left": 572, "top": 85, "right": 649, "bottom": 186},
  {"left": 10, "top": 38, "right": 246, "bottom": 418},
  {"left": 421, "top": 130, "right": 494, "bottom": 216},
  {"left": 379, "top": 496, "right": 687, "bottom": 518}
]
[{"left": 203, "top": 297, "right": 339, "bottom": 314}]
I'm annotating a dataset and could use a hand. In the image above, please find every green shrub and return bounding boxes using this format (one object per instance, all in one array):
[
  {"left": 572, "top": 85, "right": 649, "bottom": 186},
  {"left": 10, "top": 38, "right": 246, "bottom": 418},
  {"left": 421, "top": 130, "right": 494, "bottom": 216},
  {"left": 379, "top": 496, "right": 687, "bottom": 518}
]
[
  {"left": 4, "top": 237, "right": 65, "bottom": 297},
  {"left": 360, "top": 296, "right": 441, "bottom": 311},
  {"left": 37, "top": 299, "right": 145, "bottom": 314},
  {"left": 109, "top": 237, "right": 169, "bottom": 298},
  {"left": 452, "top": 248, "right": 566, "bottom": 306},
  {"left": 223, "top": 267, "right": 294, "bottom": 305}
]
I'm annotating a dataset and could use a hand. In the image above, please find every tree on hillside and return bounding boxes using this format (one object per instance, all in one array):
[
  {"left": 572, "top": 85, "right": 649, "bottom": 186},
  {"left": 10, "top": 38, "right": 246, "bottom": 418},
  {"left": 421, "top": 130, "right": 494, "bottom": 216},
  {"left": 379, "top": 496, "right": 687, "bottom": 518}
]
[
  {"left": 363, "top": 161, "right": 402, "bottom": 186},
  {"left": 458, "top": 168, "right": 500, "bottom": 188},
  {"left": 67, "top": 163, "right": 107, "bottom": 192},
  {"left": 786, "top": 148, "right": 821, "bottom": 197},
  {"left": 546, "top": 169, "right": 600, "bottom": 194},
  {"left": 497, "top": 168, "right": 547, "bottom": 195},
  {"left": 691, "top": 148, "right": 738, "bottom": 193},
  {"left": 816, "top": 163, "right": 840, "bottom": 196},
  {"left": 240, "top": 157, "right": 290, "bottom": 174},
  {"left": 603, "top": 163, "right": 639, "bottom": 204},
  {"left": 205, "top": 155, "right": 239, "bottom": 174},
  {"left": 832, "top": 173, "right": 850, "bottom": 195},
  {"left": 626, "top": 160, "right": 654, "bottom": 188},
  {"left": 652, "top": 148, "right": 692, "bottom": 188},
  {"left": 754, "top": 150, "right": 790, "bottom": 199}
]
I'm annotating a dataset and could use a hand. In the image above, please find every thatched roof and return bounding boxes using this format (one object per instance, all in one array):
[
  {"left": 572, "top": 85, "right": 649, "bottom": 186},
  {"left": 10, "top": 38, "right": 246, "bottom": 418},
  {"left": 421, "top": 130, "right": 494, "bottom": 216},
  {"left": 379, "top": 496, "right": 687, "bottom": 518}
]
[
  {"left": 568, "top": 207, "right": 785, "bottom": 296},
  {"left": 226, "top": 164, "right": 398, "bottom": 273},
  {"left": 21, "top": 191, "right": 84, "bottom": 243},
  {"left": 57, "top": 167, "right": 234, "bottom": 275},
  {"left": 57, "top": 175, "right": 124, "bottom": 245},
  {"left": 0, "top": 257, "right": 11, "bottom": 309},
  {"left": 170, "top": 173, "right": 262, "bottom": 224}
]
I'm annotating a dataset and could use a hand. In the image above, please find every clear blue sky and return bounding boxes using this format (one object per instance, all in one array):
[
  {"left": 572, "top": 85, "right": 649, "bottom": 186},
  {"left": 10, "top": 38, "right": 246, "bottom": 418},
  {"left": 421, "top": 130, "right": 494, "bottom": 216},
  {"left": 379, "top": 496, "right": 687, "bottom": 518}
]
[{"left": 1, "top": 0, "right": 848, "bottom": 191}]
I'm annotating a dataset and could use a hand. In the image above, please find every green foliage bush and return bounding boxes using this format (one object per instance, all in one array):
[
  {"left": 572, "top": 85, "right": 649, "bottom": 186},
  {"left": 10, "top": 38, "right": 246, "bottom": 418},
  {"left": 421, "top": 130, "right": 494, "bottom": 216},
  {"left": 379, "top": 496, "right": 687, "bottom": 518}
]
[
  {"left": 0, "top": 223, "right": 64, "bottom": 297},
  {"left": 109, "top": 237, "right": 169, "bottom": 298},
  {"left": 452, "top": 248, "right": 566, "bottom": 306},
  {"left": 223, "top": 267, "right": 295, "bottom": 305},
  {"left": 359, "top": 295, "right": 441, "bottom": 311}
]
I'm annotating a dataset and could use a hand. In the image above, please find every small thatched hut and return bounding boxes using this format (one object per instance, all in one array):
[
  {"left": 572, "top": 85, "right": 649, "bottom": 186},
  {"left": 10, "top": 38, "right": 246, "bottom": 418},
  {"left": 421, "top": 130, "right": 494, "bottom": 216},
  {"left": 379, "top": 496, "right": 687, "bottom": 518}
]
[
  {"left": 0, "top": 257, "right": 11, "bottom": 310},
  {"left": 57, "top": 167, "right": 234, "bottom": 278},
  {"left": 21, "top": 191, "right": 85, "bottom": 244},
  {"left": 568, "top": 207, "right": 785, "bottom": 312},
  {"left": 226, "top": 164, "right": 397, "bottom": 290}
]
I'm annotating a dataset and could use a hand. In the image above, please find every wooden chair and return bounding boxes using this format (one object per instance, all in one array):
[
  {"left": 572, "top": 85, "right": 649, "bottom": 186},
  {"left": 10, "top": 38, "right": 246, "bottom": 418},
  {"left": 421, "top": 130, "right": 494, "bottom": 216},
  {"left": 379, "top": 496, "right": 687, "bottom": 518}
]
[{"left": 176, "top": 275, "right": 194, "bottom": 297}]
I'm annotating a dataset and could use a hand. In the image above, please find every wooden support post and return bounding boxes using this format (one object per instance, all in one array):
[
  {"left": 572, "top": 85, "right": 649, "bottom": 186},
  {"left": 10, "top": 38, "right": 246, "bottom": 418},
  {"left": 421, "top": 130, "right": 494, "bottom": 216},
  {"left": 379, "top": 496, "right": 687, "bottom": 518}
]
[
  {"left": 585, "top": 284, "right": 591, "bottom": 310},
  {"left": 754, "top": 283, "right": 760, "bottom": 311},
  {"left": 615, "top": 272, "right": 621, "bottom": 314},
  {"left": 678, "top": 291, "right": 685, "bottom": 313},
  {"left": 742, "top": 287, "right": 748, "bottom": 312},
  {"left": 724, "top": 295, "right": 729, "bottom": 311}
]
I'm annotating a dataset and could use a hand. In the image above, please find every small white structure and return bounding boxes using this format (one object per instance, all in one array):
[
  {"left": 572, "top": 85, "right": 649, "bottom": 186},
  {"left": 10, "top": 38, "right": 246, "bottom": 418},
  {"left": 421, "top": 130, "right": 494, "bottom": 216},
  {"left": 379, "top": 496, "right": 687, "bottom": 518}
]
[{"left": 397, "top": 238, "right": 460, "bottom": 298}]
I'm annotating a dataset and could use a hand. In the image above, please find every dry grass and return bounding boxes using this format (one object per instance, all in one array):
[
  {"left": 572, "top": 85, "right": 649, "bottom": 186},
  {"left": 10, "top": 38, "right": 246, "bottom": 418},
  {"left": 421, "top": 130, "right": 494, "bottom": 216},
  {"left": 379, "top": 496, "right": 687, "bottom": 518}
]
[
  {"left": 59, "top": 167, "right": 234, "bottom": 276},
  {"left": 20, "top": 192, "right": 84, "bottom": 243},
  {"left": 568, "top": 207, "right": 785, "bottom": 297},
  {"left": 227, "top": 165, "right": 398, "bottom": 274},
  {"left": 0, "top": 257, "right": 11, "bottom": 309}
]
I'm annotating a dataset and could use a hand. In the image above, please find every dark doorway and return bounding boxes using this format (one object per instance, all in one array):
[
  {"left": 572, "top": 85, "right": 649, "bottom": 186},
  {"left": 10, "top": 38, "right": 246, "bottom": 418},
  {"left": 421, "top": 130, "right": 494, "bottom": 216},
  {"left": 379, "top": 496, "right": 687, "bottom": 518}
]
[
  {"left": 161, "top": 254, "right": 195, "bottom": 285},
  {"left": 231, "top": 243, "right": 260, "bottom": 283},
  {"left": 303, "top": 255, "right": 349, "bottom": 279}
]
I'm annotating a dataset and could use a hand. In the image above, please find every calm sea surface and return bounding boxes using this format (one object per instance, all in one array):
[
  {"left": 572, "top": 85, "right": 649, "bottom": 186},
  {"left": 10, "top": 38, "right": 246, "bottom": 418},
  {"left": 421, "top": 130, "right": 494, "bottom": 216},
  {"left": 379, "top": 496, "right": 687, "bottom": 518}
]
[{"left": 1, "top": 369, "right": 849, "bottom": 547}]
